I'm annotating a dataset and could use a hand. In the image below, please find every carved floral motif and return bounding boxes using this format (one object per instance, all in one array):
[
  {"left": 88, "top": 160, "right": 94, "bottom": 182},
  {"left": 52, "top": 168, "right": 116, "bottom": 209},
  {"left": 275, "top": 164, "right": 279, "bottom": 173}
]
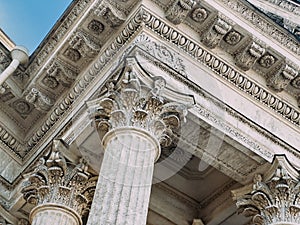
[
  {"left": 87, "top": 19, "right": 105, "bottom": 35},
  {"left": 224, "top": 30, "right": 242, "bottom": 45},
  {"left": 22, "top": 140, "right": 97, "bottom": 217},
  {"left": 191, "top": 7, "right": 208, "bottom": 22},
  {"left": 259, "top": 54, "right": 276, "bottom": 68},
  {"left": 291, "top": 76, "right": 300, "bottom": 89}
]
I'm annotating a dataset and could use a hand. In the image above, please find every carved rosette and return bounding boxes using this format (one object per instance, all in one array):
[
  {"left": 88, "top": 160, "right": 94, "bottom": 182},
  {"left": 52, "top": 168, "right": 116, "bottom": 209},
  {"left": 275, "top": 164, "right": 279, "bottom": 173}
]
[
  {"left": 88, "top": 60, "right": 187, "bottom": 149},
  {"left": 166, "top": 0, "right": 196, "bottom": 24},
  {"left": 22, "top": 140, "right": 97, "bottom": 219},
  {"left": 235, "top": 42, "right": 265, "bottom": 71},
  {"left": 232, "top": 155, "right": 300, "bottom": 225}
]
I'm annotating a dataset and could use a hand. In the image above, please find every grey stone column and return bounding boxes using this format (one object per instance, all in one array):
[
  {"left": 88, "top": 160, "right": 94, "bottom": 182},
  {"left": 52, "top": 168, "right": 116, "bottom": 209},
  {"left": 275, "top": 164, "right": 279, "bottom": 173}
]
[
  {"left": 86, "top": 58, "right": 187, "bottom": 225},
  {"left": 87, "top": 128, "right": 160, "bottom": 225},
  {"left": 22, "top": 140, "right": 97, "bottom": 225},
  {"left": 232, "top": 155, "right": 300, "bottom": 225}
]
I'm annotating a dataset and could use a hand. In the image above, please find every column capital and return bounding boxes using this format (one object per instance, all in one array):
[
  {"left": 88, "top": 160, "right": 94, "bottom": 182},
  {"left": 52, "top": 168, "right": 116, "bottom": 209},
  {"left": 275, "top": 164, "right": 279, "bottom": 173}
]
[
  {"left": 21, "top": 139, "right": 97, "bottom": 219},
  {"left": 232, "top": 155, "right": 300, "bottom": 225},
  {"left": 87, "top": 57, "right": 191, "bottom": 149}
]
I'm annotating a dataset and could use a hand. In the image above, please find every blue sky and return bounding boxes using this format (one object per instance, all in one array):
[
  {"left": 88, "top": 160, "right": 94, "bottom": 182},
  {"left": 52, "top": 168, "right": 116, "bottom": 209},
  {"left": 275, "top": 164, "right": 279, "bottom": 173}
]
[{"left": 0, "top": 0, "right": 73, "bottom": 54}]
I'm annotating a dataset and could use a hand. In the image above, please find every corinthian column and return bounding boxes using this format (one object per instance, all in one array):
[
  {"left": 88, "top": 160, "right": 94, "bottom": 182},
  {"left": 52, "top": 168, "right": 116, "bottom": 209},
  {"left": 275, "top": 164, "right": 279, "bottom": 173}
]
[
  {"left": 86, "top": 58, "right": 187, "bottom": 225},
  {"left": 22, "top": 140, "right": 97, "bottom": 225},
  {"left": 232, "top": 155, "right": 300, "bottom": 225}
]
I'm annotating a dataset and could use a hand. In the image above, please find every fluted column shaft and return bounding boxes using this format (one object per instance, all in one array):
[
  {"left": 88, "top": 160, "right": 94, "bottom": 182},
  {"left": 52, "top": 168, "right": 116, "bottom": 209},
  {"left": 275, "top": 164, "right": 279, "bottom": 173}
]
[
  {"left": 30, "top": 204, "right": 81, "bottom": 225},
  {"left": 87, "top": 127, "right": 160, "bottom": 225}
]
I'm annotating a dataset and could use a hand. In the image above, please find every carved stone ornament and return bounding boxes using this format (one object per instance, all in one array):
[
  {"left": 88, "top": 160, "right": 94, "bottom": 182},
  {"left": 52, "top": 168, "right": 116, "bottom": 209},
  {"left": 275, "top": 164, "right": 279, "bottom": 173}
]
[
  {"left": 87, "top": 58, "right": 189, "bottom": 148},
  {"left": 259, "top": 54, "right": 276, "bottom": 68},
  {"left": 201, "top": 18, "right": 232, "bottom": 49},
  {"left": 166, "top": 0, "right": 196, "bottom": 24},
  {"left": 224, "top": 30, "right": 242, "bottom": 45},
  {"left": 191, "top": 7, "right": 208, "bottom": 22},
  {"left": 267, "top": 63, "right": 298, "bottom": 92},
  {"left": 291, "top": 75, "right": 300, "bottom": 89},
  {"left": 94, "top": 1, "right": 126, "bottom": 27},
  {"left": 232, "top": 155, "right": 300, "bottom": 225},
  {"left": 25, "top": 88, "right": 53, "bottom": 112},
  {"left": 235, "top": 41, "right": 265, "bottom": 71},
  {"left": 87, "top": 19, "right": 105, "bottom": 35},
  {"left": 45, "top": 58, "right": 79, "bottom": 88},
  {"left": 68, "top": 30, "right": 101, "bottom": 59},
  {"left": 21, "top": 139, "right": 97, "bottom": 217}
]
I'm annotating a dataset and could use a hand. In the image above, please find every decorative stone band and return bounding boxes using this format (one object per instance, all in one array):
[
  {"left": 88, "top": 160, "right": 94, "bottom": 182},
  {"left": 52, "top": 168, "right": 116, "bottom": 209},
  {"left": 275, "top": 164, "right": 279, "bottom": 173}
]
[
  {"left": 30, "top": 204, "right": 82, "bottom": 225},
  {"left": 232, "top": 155, "right": 300, "bottom": 225}
]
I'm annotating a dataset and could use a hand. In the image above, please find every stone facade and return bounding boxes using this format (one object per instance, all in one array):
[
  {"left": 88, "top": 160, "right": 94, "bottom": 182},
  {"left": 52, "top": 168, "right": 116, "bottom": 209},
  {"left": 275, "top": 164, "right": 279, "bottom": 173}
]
[{"left": 0, "top": 0, "right": 299, "bottom": 225}]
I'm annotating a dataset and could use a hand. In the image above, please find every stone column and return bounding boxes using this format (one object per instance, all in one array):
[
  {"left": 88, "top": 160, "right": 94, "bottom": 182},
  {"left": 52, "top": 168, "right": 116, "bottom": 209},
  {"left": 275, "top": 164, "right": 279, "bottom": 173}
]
[
  {"left": 232, "top": 155, "right": 300, "bottom": 225},
  {"left": 22, "top": 140, "right": 97, "bottom": 225},
  {"left": 86, "top": 59, "right": 187, "bottom": 225}
]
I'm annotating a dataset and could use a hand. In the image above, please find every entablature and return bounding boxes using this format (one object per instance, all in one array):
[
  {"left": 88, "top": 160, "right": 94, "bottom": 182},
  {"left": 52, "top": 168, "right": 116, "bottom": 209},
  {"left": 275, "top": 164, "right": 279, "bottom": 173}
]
[{"left": 0, "top": 0, "right": 299, "bottom": 208}]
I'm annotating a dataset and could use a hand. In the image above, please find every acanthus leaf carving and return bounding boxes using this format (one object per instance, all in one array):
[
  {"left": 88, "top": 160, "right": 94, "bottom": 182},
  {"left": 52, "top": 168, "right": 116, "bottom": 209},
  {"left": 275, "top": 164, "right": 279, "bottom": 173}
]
[
  {"left": 235, "top": 41, "right": 265, "bottom": 71},
  {"left": 166, "top": 0, "right": 196, "bottom": 24},
  {"left": 87, "top": 57, "right": 189, "bottom": 148},
  {"left": 232, "top": 155, "right": 300, "bottom": 225},
  {"left": 201, "top": 18, "right": 232, "bottom": 49},
  {"left": 25, "top": 88, "right": 54, "bottom": 112},
  {"left": 21, "top": 139, "right": 97, "bottom": 217}
]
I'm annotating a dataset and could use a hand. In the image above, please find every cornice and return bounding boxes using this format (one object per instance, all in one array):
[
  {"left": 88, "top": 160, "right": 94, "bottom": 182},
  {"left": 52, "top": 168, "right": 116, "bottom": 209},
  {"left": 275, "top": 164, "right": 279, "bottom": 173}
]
[
  {"left": 140, "top": 8, "right": 300, "bottom": 128},
  {"left": 0, "top": 3, "right": 298, "bottom": 161},
  {"left": 215, "top": 0, "right": 300, "bottom": 56}
]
